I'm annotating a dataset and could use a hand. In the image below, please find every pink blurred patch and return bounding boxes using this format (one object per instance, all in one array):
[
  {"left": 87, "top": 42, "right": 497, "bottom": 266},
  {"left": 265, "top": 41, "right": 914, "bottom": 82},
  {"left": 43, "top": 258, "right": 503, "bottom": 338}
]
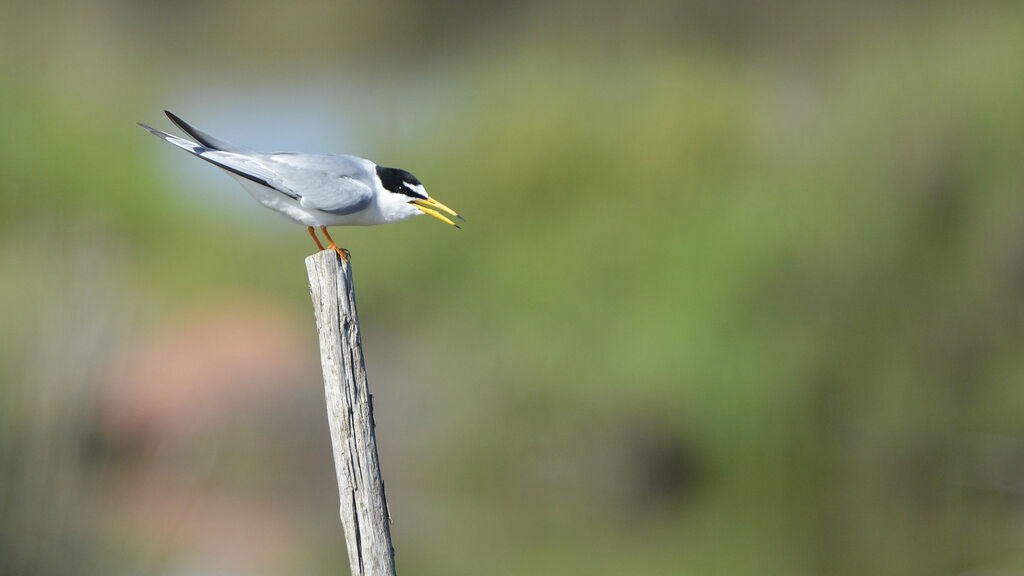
[{"left": 103, "top": 300, "right": 311, "bottom": 440}]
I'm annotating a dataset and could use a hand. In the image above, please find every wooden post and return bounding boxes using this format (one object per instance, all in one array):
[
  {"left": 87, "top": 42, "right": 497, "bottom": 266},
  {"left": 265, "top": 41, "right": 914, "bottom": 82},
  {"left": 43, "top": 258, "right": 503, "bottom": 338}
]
[{"left": 306, "top": 251, "right": 397, "bottom": 576}]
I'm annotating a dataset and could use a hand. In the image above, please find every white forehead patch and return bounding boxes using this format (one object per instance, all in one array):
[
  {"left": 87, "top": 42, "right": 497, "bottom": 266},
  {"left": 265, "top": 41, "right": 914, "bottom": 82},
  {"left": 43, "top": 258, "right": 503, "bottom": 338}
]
[{"left": 404, "top": 182, "right": 428, "bottom": 199}]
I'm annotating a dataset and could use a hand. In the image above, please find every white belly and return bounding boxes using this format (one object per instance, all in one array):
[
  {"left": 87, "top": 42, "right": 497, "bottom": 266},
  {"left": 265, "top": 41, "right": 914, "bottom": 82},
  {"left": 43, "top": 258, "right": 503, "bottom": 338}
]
[{"left": 232, "top": 176, "right": 325, "bottom": 227}]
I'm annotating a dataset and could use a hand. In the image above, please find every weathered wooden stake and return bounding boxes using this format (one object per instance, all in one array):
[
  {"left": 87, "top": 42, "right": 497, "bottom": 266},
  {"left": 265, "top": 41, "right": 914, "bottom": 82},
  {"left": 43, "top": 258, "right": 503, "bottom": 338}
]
[{"left": 306, "top": 250, "right": 397, "bottom": 576}]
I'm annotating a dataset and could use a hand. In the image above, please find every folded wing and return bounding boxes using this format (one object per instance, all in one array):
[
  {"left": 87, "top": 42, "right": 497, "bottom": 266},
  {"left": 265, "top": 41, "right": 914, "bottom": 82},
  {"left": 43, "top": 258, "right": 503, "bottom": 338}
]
[
  {"left": 138, "top": 122, "right": 376, "bottom": 215},
  {"left": 259, "top": 153, "right": 376, "bottom": 215}
]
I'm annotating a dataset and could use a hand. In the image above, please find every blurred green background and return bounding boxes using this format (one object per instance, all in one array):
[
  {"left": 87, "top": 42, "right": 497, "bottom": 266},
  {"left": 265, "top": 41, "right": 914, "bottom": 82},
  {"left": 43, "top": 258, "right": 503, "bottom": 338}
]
[{"left": 2, "top": 1, "right": 1024, "bottom": 575}]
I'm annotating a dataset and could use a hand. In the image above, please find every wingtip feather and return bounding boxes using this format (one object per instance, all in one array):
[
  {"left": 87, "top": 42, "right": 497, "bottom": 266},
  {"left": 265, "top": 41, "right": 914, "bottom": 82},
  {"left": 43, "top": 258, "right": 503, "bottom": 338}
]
[{"left": 165, "top": 110, "right": 190, "bottom": 133}]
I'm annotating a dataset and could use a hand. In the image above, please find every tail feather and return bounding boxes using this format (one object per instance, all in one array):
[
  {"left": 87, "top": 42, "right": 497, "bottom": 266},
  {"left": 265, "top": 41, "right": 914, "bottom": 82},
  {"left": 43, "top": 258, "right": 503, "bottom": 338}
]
[{"left": 137, "top": 122, "right": 207, "bottom": 154}]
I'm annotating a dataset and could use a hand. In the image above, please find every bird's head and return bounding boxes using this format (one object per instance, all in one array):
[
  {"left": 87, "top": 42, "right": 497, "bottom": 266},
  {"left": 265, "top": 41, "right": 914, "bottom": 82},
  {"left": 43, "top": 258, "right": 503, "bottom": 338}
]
[{"left": 375, "top": 166, "right": 461, "bottom": 227}]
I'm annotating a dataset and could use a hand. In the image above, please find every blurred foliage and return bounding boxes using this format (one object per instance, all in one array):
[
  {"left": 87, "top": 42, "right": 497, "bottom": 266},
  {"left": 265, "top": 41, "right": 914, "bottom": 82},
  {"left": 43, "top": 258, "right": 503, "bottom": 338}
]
[{"left": 2, "top": 1, "right": 1024, "bottom": 576}]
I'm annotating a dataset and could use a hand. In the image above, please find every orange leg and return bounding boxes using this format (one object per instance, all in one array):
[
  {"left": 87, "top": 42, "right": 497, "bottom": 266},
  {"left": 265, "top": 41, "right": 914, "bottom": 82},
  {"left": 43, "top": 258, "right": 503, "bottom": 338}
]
[
  {"left": 307, "top": 226, "right": 325, "bottom": 251},
  {"left": 320, "top": 227, "right": 350, "bottom": 262}
]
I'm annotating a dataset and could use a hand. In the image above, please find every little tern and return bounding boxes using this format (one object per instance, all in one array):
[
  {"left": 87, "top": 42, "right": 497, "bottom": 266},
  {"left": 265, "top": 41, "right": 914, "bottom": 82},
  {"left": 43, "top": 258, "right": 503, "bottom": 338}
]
[{"left": 138, "top": 111, "right": 461, "bottom": 260}]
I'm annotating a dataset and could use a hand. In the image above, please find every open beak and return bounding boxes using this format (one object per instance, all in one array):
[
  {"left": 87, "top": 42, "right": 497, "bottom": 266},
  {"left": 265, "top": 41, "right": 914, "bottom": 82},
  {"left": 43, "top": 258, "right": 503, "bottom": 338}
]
[{"left": 412, "top": 197, "right": 463, "bottom": 228}]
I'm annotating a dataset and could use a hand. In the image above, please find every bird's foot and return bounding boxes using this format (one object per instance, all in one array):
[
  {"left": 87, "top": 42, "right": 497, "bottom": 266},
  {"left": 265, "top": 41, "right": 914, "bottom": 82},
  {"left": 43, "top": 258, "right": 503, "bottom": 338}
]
[
  {"left": 333, "top": 245, "right": 351, "bottom": 262},
  {"left": 319, "top": 227, "right": 349, "bottom": 262}
]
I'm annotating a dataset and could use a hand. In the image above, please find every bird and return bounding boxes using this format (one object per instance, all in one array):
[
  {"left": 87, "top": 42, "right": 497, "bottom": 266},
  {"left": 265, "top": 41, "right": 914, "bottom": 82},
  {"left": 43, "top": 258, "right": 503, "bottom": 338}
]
[{"left": 138, "top": 111, "right": 461, "bottom": 261}]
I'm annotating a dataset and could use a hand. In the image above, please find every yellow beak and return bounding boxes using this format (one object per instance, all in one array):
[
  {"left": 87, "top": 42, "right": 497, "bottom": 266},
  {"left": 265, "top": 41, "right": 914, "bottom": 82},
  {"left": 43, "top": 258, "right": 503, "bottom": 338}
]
[{"left": 413, "top": 197, "right": 463, "bottom": 228}]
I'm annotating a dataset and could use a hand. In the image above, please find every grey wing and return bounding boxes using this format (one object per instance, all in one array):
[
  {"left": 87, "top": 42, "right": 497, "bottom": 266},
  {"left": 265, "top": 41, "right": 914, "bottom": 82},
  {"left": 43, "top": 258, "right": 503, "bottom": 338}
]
[
  {"left": 138, "top": 123, "right": 299, "bottom": 199},
  {"left": 260, "top": 153, "right": 376, "bottom": 215},
  {"left": 139, "top": 123, "right": 374, "bottom": 213}
]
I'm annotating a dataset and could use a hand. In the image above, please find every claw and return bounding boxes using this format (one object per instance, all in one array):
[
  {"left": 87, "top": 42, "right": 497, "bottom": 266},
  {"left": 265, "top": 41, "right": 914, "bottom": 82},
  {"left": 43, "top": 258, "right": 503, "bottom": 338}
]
[{"left": 333, "top": 246, "right": 351, "bottom": 262}]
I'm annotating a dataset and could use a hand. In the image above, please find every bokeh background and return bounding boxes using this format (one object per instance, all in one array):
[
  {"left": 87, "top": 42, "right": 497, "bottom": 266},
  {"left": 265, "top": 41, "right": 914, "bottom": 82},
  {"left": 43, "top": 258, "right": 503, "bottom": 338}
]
[{"left": 2, "top": 1, "right": 1024, "bottom": 575}]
